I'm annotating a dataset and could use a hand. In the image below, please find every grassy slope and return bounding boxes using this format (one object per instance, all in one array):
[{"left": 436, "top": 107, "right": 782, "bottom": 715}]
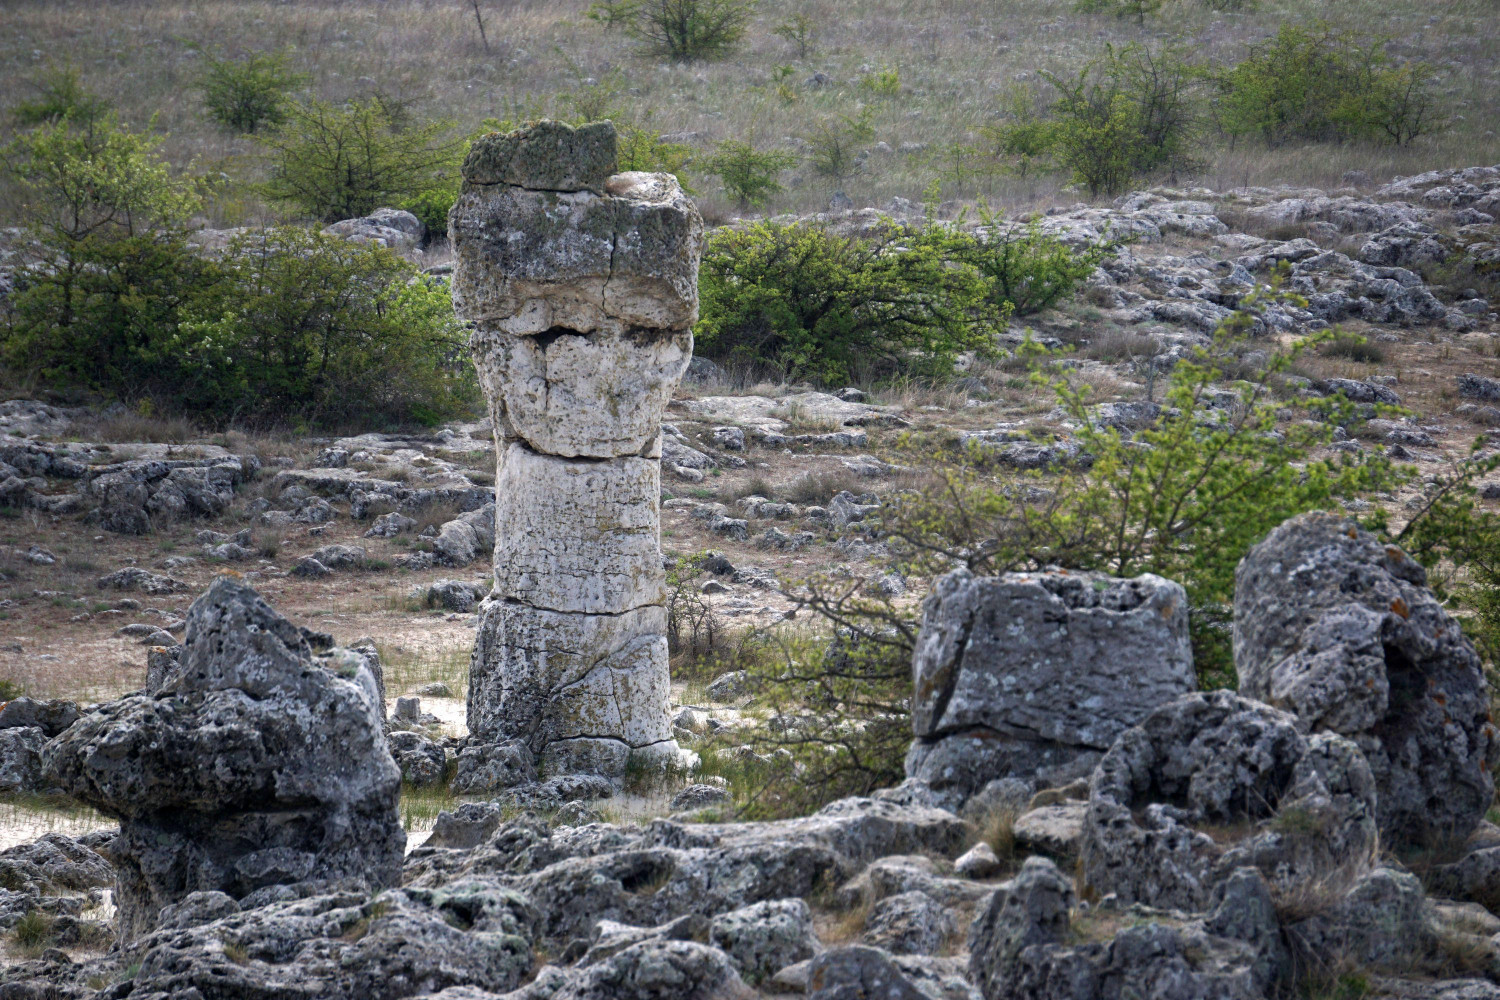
[{"left": 1, "top": 0, "right": 1498, "bottom": 225}]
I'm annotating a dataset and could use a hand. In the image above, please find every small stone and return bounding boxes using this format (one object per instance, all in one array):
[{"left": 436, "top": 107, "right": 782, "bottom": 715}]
[{"left": 954, "top": 842, "right": 1002, "bottom": 879}]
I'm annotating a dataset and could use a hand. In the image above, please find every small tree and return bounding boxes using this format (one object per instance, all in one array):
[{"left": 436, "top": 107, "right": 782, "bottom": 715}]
[
  {"left": 257, "top": 99, "right": 462, "bottom": 222},
  {"left": 200, "top": 50, "right": 304, "bottom": 134},
  {"left": 695, "top": 219, "right": 1002, "bottom": 384},
  {"left": 704, "top": 139, "right": 798, "bottom": 208},
  {"left": 626, "top": 0, "right": 757, "bottom": 61},
  {"left": 773, "top": 14, "right": 816, "bottom": 59},
  {"left": 954, "top": 203, "right": 1118, "bottom": 316},
  {"left": 1051, "top": 91, "right": 1137, "bottom": 197},
  {"left": 182, "top": 227, "right": 476, "bottom": 426},
  {"left": 10, "top": 65, "right": 110, "bottom": 128},
  {"left": 1, "top": 115, "right": 210, "bottom": 400},
  {"left": 803, "top": 109, "right": 875, "bottom": 187}
]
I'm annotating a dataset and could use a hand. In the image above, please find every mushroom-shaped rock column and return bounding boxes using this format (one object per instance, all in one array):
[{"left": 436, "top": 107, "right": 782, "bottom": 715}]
[{"left": 450, "top": 120, "right": 702, "bottom": 779}]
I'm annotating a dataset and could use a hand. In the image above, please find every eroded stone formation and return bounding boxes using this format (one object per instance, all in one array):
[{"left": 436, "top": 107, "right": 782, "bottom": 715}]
[
  {"left": 1234, "top": 511, "right": 1500, "bottom": 845},
  {"left": 42, "top": 577, "right": 404, "bottom": 942},
  {"left": 450, "top": 120, "right": 703, "bottom": 779},
  {"left": 905, "top": 567, "right": 1197, "bottom": 811}
]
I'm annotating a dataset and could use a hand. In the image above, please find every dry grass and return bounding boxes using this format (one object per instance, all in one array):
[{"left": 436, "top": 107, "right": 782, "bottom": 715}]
[{"left": 1, "top": 0, "right": 1496, "bottom": 227}]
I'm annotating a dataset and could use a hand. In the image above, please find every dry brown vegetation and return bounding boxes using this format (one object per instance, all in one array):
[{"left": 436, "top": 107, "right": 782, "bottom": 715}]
[{"left": 2, "top": 0, "right": 1498, "bottom": 225}]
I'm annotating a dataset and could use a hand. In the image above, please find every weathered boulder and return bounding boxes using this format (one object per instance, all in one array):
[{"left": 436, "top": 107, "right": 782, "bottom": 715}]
[
  {"left": 969, "top": 857, "right": 1282, "bottom": 1000},
  {"left": 0, "top": 725, "right": 46, "bottom": 794},
  {"left": 1079, "top": 690, "right": 1378, "bottom": 912},
  {"left": 862, "top": 890, "right": 954, "bottom": 956},
  {"left": 404, "top": 797, "right": 967, "bottom": 951},
  {"left": 906, "top": 568, "right": 1196, "bottom": 810},
  {"left": 1234, "top": 511, "right": 1499, "bottom": 845},
  {"left": 708, "top": 898, "right": 820, "bottom": 982},
  {"left": 0, "top": 696, "right": 81, "bottom": 736},
  {"left": 325, "top": 207, "right": 427, "bottom": 252},
  {"left": 42, "top": 576, "right": 405, "bottom": 941},
  {"left": 114, "top": 880, "right": 538, "bottom": 999}
]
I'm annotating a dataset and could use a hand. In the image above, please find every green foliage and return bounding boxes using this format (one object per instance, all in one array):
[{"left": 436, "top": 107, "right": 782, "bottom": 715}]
[
  {"left": 2, "top": 115, "right": 200, "bottom": 244},
  {"left": 0, "top": 678, "right": 22, "bottom": 701},
  {"left": 1216, "top": 24, "right": 1447, "bottom": 148},
  {"left": 616, "top": 121, "right": 693, "bottom": 183},
  {"left": 1318, "top": 330, "right": 1386, "bottom": 363},
  {"left": 625, "top": 0, "right": 757, "bottom": 61},
  {"left": 585, "top": 0, "right": 642, "bottom": 29},
  {"left": 695, "top": 219, "right": 1003, "bottom": 385},
  {"left": 914, "top": 287, "right": 1397, "bottom": 683},
  {"left": 257, "top": 99, "right": 462, "bottom": 223},
  {"left": 1044, "top": 42, "right": 1206, "bottom": 196},
  {"left": 10, "top": 65, "right": 110, "bottom": 128},
  {"left": 181, "top": 227, "right": 476, "bottom": 427},
  {"left": 773, "top": 14, "right": 817, "bottom": 59},
  {"left": 704, "top": 139, "right": 798, "bottom": 208},
  {"left": 979, "top": 87, "right": 1057, "bottom": 179},
  {"left": 803, "top": 109, "right": 875, "bottom": 187},
  {"left": 199, "top": 50, "right": 304, "bottom": 134},
  {"left": 12, "top": 910, "right": 54, "bottom": 951},
  {"left": 2, "top": 124, "right": 474, "bottom": 427},
  {"left": 860, "top": 67, "right": 902, "bottom": 98},
  {"left": 954, "top": 203, "right": 1118, "bottom": 316}
]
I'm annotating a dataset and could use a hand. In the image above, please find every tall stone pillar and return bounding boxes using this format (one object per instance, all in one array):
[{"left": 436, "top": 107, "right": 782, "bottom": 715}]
[{"left": 450, "top": 120, "right": 702, "bottom": 779}]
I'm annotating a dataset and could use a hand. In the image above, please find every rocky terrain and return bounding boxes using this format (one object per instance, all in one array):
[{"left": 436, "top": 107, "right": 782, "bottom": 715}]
[{"left": 1, "top": 153, "right": 1499, "bottom": 998}]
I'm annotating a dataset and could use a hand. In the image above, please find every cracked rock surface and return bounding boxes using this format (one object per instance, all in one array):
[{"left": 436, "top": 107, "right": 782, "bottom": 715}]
[{"left": 452, "top": 121, "right": 701, "bottom": 779}]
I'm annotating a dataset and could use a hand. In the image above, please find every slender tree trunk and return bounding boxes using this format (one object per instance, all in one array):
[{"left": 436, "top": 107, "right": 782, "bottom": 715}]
[{"left": 471, "top": 0, "right": 491, "bottom": 53}]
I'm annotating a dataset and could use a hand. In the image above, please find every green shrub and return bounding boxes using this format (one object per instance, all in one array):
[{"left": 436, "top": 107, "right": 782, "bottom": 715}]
[
  {"left": 1216, "top": 24, "right": 1446, "bottom": 148},
  {"left": 695, "top": 219, "right": 1002, "bottom": 385},
  {"left": 803, "top": 109, "right": 875, "bottom": 187},
  {"left": 625, "top": 0, "right": 756, "bottom": 61},
  {"left": 1044, "top": 42, "right": 1206, "bottom": 195},
  {"left": 703, "top": 140, "right": 798, "bottom": 208},
  {"left": 10, "top": 65, "right": 110, "bottom": 127},
  {"left": 1318, "top": 330, "right": 1386, "bottom": 363},
  {"left": 181, "top": 227, "right": 476, "bottom": 427},
  {"left": 200, "top": 50, "right": 304, "bottom": 134},
  {"left": 258, "top": 99, "right": 462, "bottom": 222},
  {"left": 586, "top": 0, "right": 642, "bottom": 29},
  {"left": 772, "top": 14, "right": 817, "bottom": 58},
  {"left": 954, "top": 203, "right": 1118, "bottom": 316},
  {"left": 979, "top": 87, "right": 1057, "bottom": 179},
  {"left": 860, "top": 67, "right": 901, "bottom": 98}
]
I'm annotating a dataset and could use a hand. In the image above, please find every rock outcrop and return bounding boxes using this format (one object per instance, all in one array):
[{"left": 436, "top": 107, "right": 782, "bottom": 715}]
[
  {"left": 1234, "top": 511, "right": 1499, "bottom": 845},
  {"left": 42, "top": 576, "right": 404, "bottom": 941},
  {"left": 905, "top": 567, "right": 1196, "bottom": 810},
  {"left": 451, "top": 120, "right": 701, "bottom": 779},
  {"left": 1079, "top": 690, "right": 1379, "bottom": 912}
]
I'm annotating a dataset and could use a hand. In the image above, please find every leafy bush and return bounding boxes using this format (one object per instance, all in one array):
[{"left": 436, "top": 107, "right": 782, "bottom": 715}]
[
  {"left": 954, "top": 203, "right": 1118, "bottom": 316},
  {"left": 695, "top": 219, "right": 1002, "bottom": 384},
  {"left": 1044, "top": 42, "right": 1205, "bottom": 195},
  {"left": 703, "top": 139, "right": 798, "bottom": 208},
  {"left": 860, "top": 67, "right": 901, "bottom": 98},
  {"left": 182, "top": 228, "right": 475, "bottom": 427},
  {"left": 1216, "top": 24, "right": 1446, "bottom": 148},
  {"left": 258, "top": 99, "right": 462, "bottom": 222},
  {"left": 772, "top": 14, "right": 817, "bottom": 58},
  {"left": 626, "top": 0, "right": 756, "bottom": 61},
  {"left": 803, "top": 109, "right": 875, "bottom": 187},
  {"left": 979, "top": 87, "right": 1057, "bottom": 179},
  {"left": 200, "top": 50, "right": 304, "bottom": 134},
  {"left": 10, "top": 65, "right": 110, "bottom": 127},
  {"left": 586, "top": 0, "right": 642, "bottom": 29}
]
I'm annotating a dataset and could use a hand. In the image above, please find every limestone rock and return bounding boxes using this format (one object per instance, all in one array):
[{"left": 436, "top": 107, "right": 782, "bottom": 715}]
[
  {"left": 468, "top": 601, "right": 671, "bottom": 753},
  {"left": 473, "top": 326, "right": 691, "bottom": 458},
  {"left": 907, "top": 567, "right": 1195, "bottom": 809},
  {"left": 1011, "top": 803, "right": 1086, "bottom": 862},
  {"left": 451, "top": 175, "right": 700, "bottom": 335},
  {"left": 492, "top": 444, "right": 664, "bottom": 614},
  {"left": 969, "top": 856, "right": 1279, "bottom": 1000},
  {"left": 708, "top": 898, "right": 820, "bottom": 982},
  {"left": 862, "top": 890, "right": 954, "bottom": 955},
  {"left": 1079, "top": 691, "right": 1378, "bottom": 912},
  {"left": 42, "top": 577, "right": 404, "bottom": 941},
  {"left": 1234, "top": 511, "right": 1499, "bottom": 845}
]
